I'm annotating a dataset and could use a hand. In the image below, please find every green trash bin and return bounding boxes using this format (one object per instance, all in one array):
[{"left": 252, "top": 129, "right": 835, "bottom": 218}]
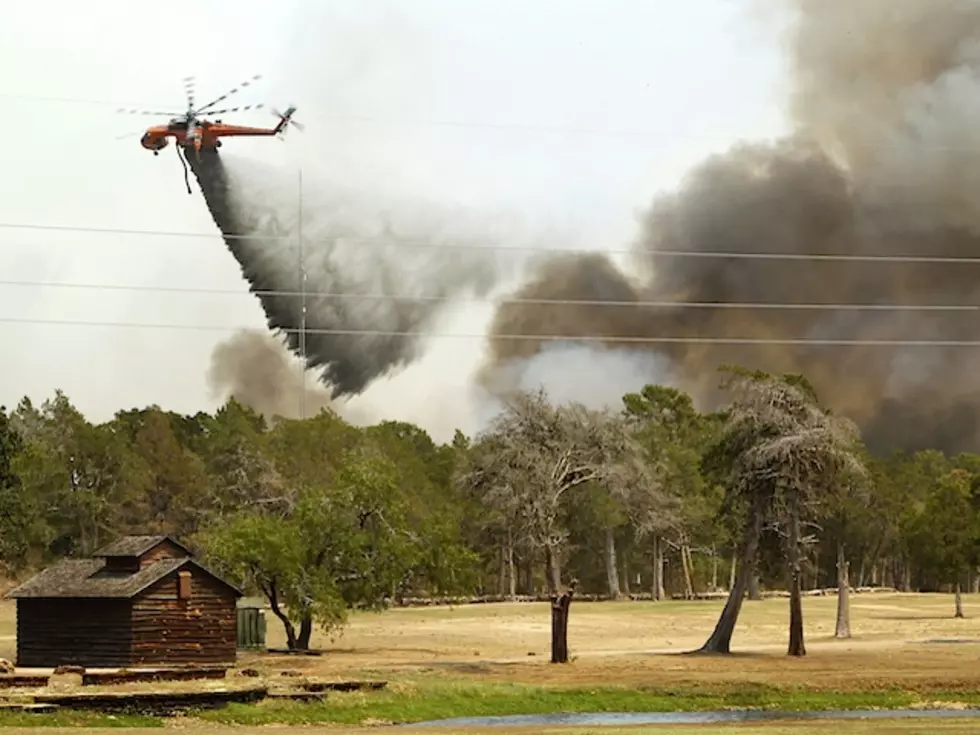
[{"left": 236, "top": 597, "right": 267, "bottom": 650}]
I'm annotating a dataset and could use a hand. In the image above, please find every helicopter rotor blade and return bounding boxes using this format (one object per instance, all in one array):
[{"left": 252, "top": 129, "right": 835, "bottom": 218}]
[
  {"left": 203, "top": 103, "right": 266, "bottom": 116},
  {"left": 194, "top": 74, "right": 262, "bottom": 114},
  {"left": 116, "top": 108, "right": 183, "bottom": 117},
  {"left": 183, "top": 75, "right": 196, "bottom": 112}
]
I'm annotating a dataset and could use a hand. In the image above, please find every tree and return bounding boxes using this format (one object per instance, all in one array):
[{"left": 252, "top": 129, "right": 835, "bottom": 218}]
[
  {"left": 0, "top": 407, "right": 32, "bottom": 572},
  {"left": 459, "top": 389, "right": 653, "bottom": 596},
  {"left": 622, "top": 386, "right": 716, "bottom": 600},
  {"left": 695, "top": 367, "right": 865, "bottom": 655},
  {"left": 113, "top": 408, "right": 212, "bottom": 538},
  {"left": 907, "top": 468, "right": 979, "bottom": 617},
  {"left": 11, "top": 392, "right": 147, "bottom": 556},
  {"left": 203, "top": 445, "right": 439, "bottom": 650}
]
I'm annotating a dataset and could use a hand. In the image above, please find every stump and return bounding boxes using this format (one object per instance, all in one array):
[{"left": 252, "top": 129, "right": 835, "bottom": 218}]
[{"left": 550, "top": 579, "right": 577, "bottom": 664}]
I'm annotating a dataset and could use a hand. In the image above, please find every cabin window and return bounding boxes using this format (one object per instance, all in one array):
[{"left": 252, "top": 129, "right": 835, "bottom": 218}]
[{"left": 177, "top": 570, "right": 192, "bottom": 600}]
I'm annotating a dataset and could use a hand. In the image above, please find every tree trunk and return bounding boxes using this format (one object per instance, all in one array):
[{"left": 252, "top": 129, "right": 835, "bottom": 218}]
[
  {"left": 729, "top": 551, "right": 737, "bottom": 591},
  {"left": 695, "top": 502, "right": 764, "bottom": 654},
  {"left": 296, "top": 613, "right": 314, "bottom": 650},
  {"left": 622, "top": 555, "right": 632, "bottom": 596},
  {"left": 681, "top": 543, "right": 695, "bottom": 599},
  {"left": 604, "top": 527, "right": 621, "bottom": 599},
  {"left": 521, "top": 555, "right": 534, "bottom": 595},
  {"left": 711, "top": 546, "right": 719, "bottom": 591},
  {"left": 973, "top": 569, "right": 980, "bottom": 595},
  {"left": 550, "top": 581, "right": 577, "bottom": 664},
  {"left": 955, "top": 581, "right": 964, "bottom": 618},
  {"left": 497, "top": 542, "right": 507, "bottom": 597},
  {"left": 264, "top": 582, "right": 298, "bottom": 650},
  {"left": 834, "top": 539, "right": 851, "bottom": 639},
  {"left": 507, "top": 533, "right": 517, "bottom": 599},
  {"left": 748, "top": 572, "right": 761, "bottom": 601},
  {"left": 545, "top": 543, "right": 562, "bottom": 596},
  {"left": 787, "top": 501, "right": 806, "bottom": 657},
  {"left": 652, "top": 536, "right": 665, "bottom": 601}
]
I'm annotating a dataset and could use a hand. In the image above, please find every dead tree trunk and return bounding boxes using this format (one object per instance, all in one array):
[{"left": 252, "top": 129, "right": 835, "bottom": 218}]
[
  {"left": 604, "top": 527, "right": 622, "bottom": 599},
  {"left": 545, "top": 543, "right": 562, "bottom": 596},
  {"left": 550, "top": 580, "right": 577, "bottom": 664},
  {"left": 652, "top": 536, "right": 665, "bottom": 601},
  {"left": 787, "top": 501, "right": 806, "bottom": 657},
  {"left": 497, "top": 543, "right": 507, "bottom": 597},
  {"left": 681, "top": 542, "right": 695, "bottom": 599},
  {"left": 955, "top": 581, "right": 965, "bottom": 618},
  {"left": 834, "top": 539, "right": 851, "bottom": 639},
  {"left": 695, "top": 500, "right": 764, "bottom": 654},
  {"left": 506, "top": 530, "right": 517, "bottom": 599}
]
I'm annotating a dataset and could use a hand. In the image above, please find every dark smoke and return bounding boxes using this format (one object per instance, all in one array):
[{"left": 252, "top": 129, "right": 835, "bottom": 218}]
[
  {"left": 481, "top": 1, "right": 980, "bottom": 454},
  {"left": 188, "top": 150, "right": 504, "bottom": 399}
]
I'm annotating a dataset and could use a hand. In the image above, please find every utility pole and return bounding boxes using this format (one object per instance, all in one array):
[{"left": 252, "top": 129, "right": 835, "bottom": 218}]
[{"left": 298, "top": 167, "right": 307, "bottom": 420}]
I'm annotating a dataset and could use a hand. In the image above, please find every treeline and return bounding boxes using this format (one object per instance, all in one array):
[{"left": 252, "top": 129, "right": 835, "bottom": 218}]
[{"left": 0, "top": 367, "right": 978, "bottom": 652}]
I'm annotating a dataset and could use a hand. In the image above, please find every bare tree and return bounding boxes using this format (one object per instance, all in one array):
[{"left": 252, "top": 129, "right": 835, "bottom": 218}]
[{"left": 458, "top": 389, "right": 663, "bottom": 596}]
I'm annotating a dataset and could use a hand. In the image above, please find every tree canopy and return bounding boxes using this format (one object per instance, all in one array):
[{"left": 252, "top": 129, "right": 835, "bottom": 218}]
[{"left": 1, "top": 372, "right": 977, "bottom": 652}]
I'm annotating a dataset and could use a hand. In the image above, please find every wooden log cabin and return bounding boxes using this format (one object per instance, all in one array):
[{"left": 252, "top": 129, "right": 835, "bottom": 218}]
[{"left": 4, "top": 535, "right": 243, "bottom": 668}]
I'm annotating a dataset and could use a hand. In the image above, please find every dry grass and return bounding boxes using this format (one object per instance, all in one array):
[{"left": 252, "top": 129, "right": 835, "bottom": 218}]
[
  {"left": 217, "top": 592, "right": 980, "bottom": 693},
  {"left": 2, "top": 592, "right": 980, "bottom": 730}
]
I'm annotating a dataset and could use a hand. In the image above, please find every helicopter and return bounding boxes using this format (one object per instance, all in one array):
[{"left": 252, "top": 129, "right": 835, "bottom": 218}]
[{"left": 117, "top": 74, "right": 302, "bottom": 192}]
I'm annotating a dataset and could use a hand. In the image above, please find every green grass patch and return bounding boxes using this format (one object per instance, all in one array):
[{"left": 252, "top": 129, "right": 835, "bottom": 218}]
[
  {"left": 0, "top": 709, "right": 162, "bottom": 728},
  {"left": 2, "top": 680, "right": 979, "bottom": 728},
  {"left": 196, "top": 680, "right": 980, "bottom": 727}
]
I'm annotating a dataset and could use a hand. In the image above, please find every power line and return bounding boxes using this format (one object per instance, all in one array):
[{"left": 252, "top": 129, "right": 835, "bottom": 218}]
[
  {"left": 11, "top": 88, "right": 980, "bottom": 157},
  {"left": 0, "top": 89, "right": 772, "bottom": 140},
  {"left": 2, "top": 315, "right": 980, "bottom": 347},
  {"left": 2, "top": 278, "right": 980, "bottom": 313},
  {"left": 4, "top": 220, "right": 980, "bottom": 265}
]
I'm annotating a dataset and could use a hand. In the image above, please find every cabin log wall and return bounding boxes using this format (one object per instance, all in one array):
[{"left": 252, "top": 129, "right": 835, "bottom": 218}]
[
  {"left": 16, "top": 599, "right": 132, "bottom": 668},
  {"left": 131, "top": 570, "right": 237, "bottom": 665}
]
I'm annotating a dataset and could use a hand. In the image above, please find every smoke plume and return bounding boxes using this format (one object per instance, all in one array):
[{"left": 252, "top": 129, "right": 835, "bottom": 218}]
[
  {"left": 206, "top": 329, "right": 346, "bottom": 421},
  {"left": 481, "top": 0, "right": 980, "bottom": 453},
  {"left": 188, "top": 150, "right": 509, "bottom": 401}
]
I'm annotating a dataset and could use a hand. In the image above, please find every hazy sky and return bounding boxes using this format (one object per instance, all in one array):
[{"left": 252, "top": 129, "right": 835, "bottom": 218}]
[{"left": 0, "top": 0, "right": 789, "bottom": 435}]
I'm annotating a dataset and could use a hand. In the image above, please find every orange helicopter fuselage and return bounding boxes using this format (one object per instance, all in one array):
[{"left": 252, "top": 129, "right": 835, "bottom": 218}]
[{"left": 140, "top": 119, "right": 279, "bottom": 154}]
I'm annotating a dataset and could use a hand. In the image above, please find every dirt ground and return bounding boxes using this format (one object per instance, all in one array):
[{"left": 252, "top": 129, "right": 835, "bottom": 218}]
[
  {"left": 1, "top": 593, "right": 980, "bottom": 733},
  {"left": 222, "top": 591, "right": 980, "bottom": 691},
  {"left": 3, "top": 592, "right": 980, "bottom": 687}
]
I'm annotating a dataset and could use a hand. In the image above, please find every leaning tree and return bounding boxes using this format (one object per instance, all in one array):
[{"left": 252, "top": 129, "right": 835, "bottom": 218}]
[{"left": 695, "top": 367, "right": 866, "bottom": 656}]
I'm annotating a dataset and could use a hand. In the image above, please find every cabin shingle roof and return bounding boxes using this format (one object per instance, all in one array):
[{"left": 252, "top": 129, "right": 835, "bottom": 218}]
[
  {"left": 5, "top": 558, "right": 187, "bottom": 598},
  {"left": 92, "top": 535, "right": 192, "bottom": 558},
  {"left": 3, "top": 536, "right": 244, "bottom": 600}
]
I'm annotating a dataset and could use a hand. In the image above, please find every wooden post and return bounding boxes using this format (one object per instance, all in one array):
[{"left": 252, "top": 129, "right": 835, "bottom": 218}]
[{"left": 550, "top": 579, "right": 577, "bottom": 664}]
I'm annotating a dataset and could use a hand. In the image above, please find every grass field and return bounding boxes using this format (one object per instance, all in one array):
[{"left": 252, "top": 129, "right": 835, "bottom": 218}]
[{"left": 1, "top": 592, "right": 979, "bottom": 732}]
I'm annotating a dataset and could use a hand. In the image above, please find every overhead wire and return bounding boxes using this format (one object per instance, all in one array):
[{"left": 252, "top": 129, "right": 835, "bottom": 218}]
[
  {"left": 1, "top": 278, "right": 980, "bottom": 312},
  {"left": 3, "top": 315, "right": 980, "bottom": 347},
  {"left": 13, "top": 88, "right": 980, "bottom": 151},
  {"left": 4, "top": 220, "right": 980, "bottom": 264}
]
